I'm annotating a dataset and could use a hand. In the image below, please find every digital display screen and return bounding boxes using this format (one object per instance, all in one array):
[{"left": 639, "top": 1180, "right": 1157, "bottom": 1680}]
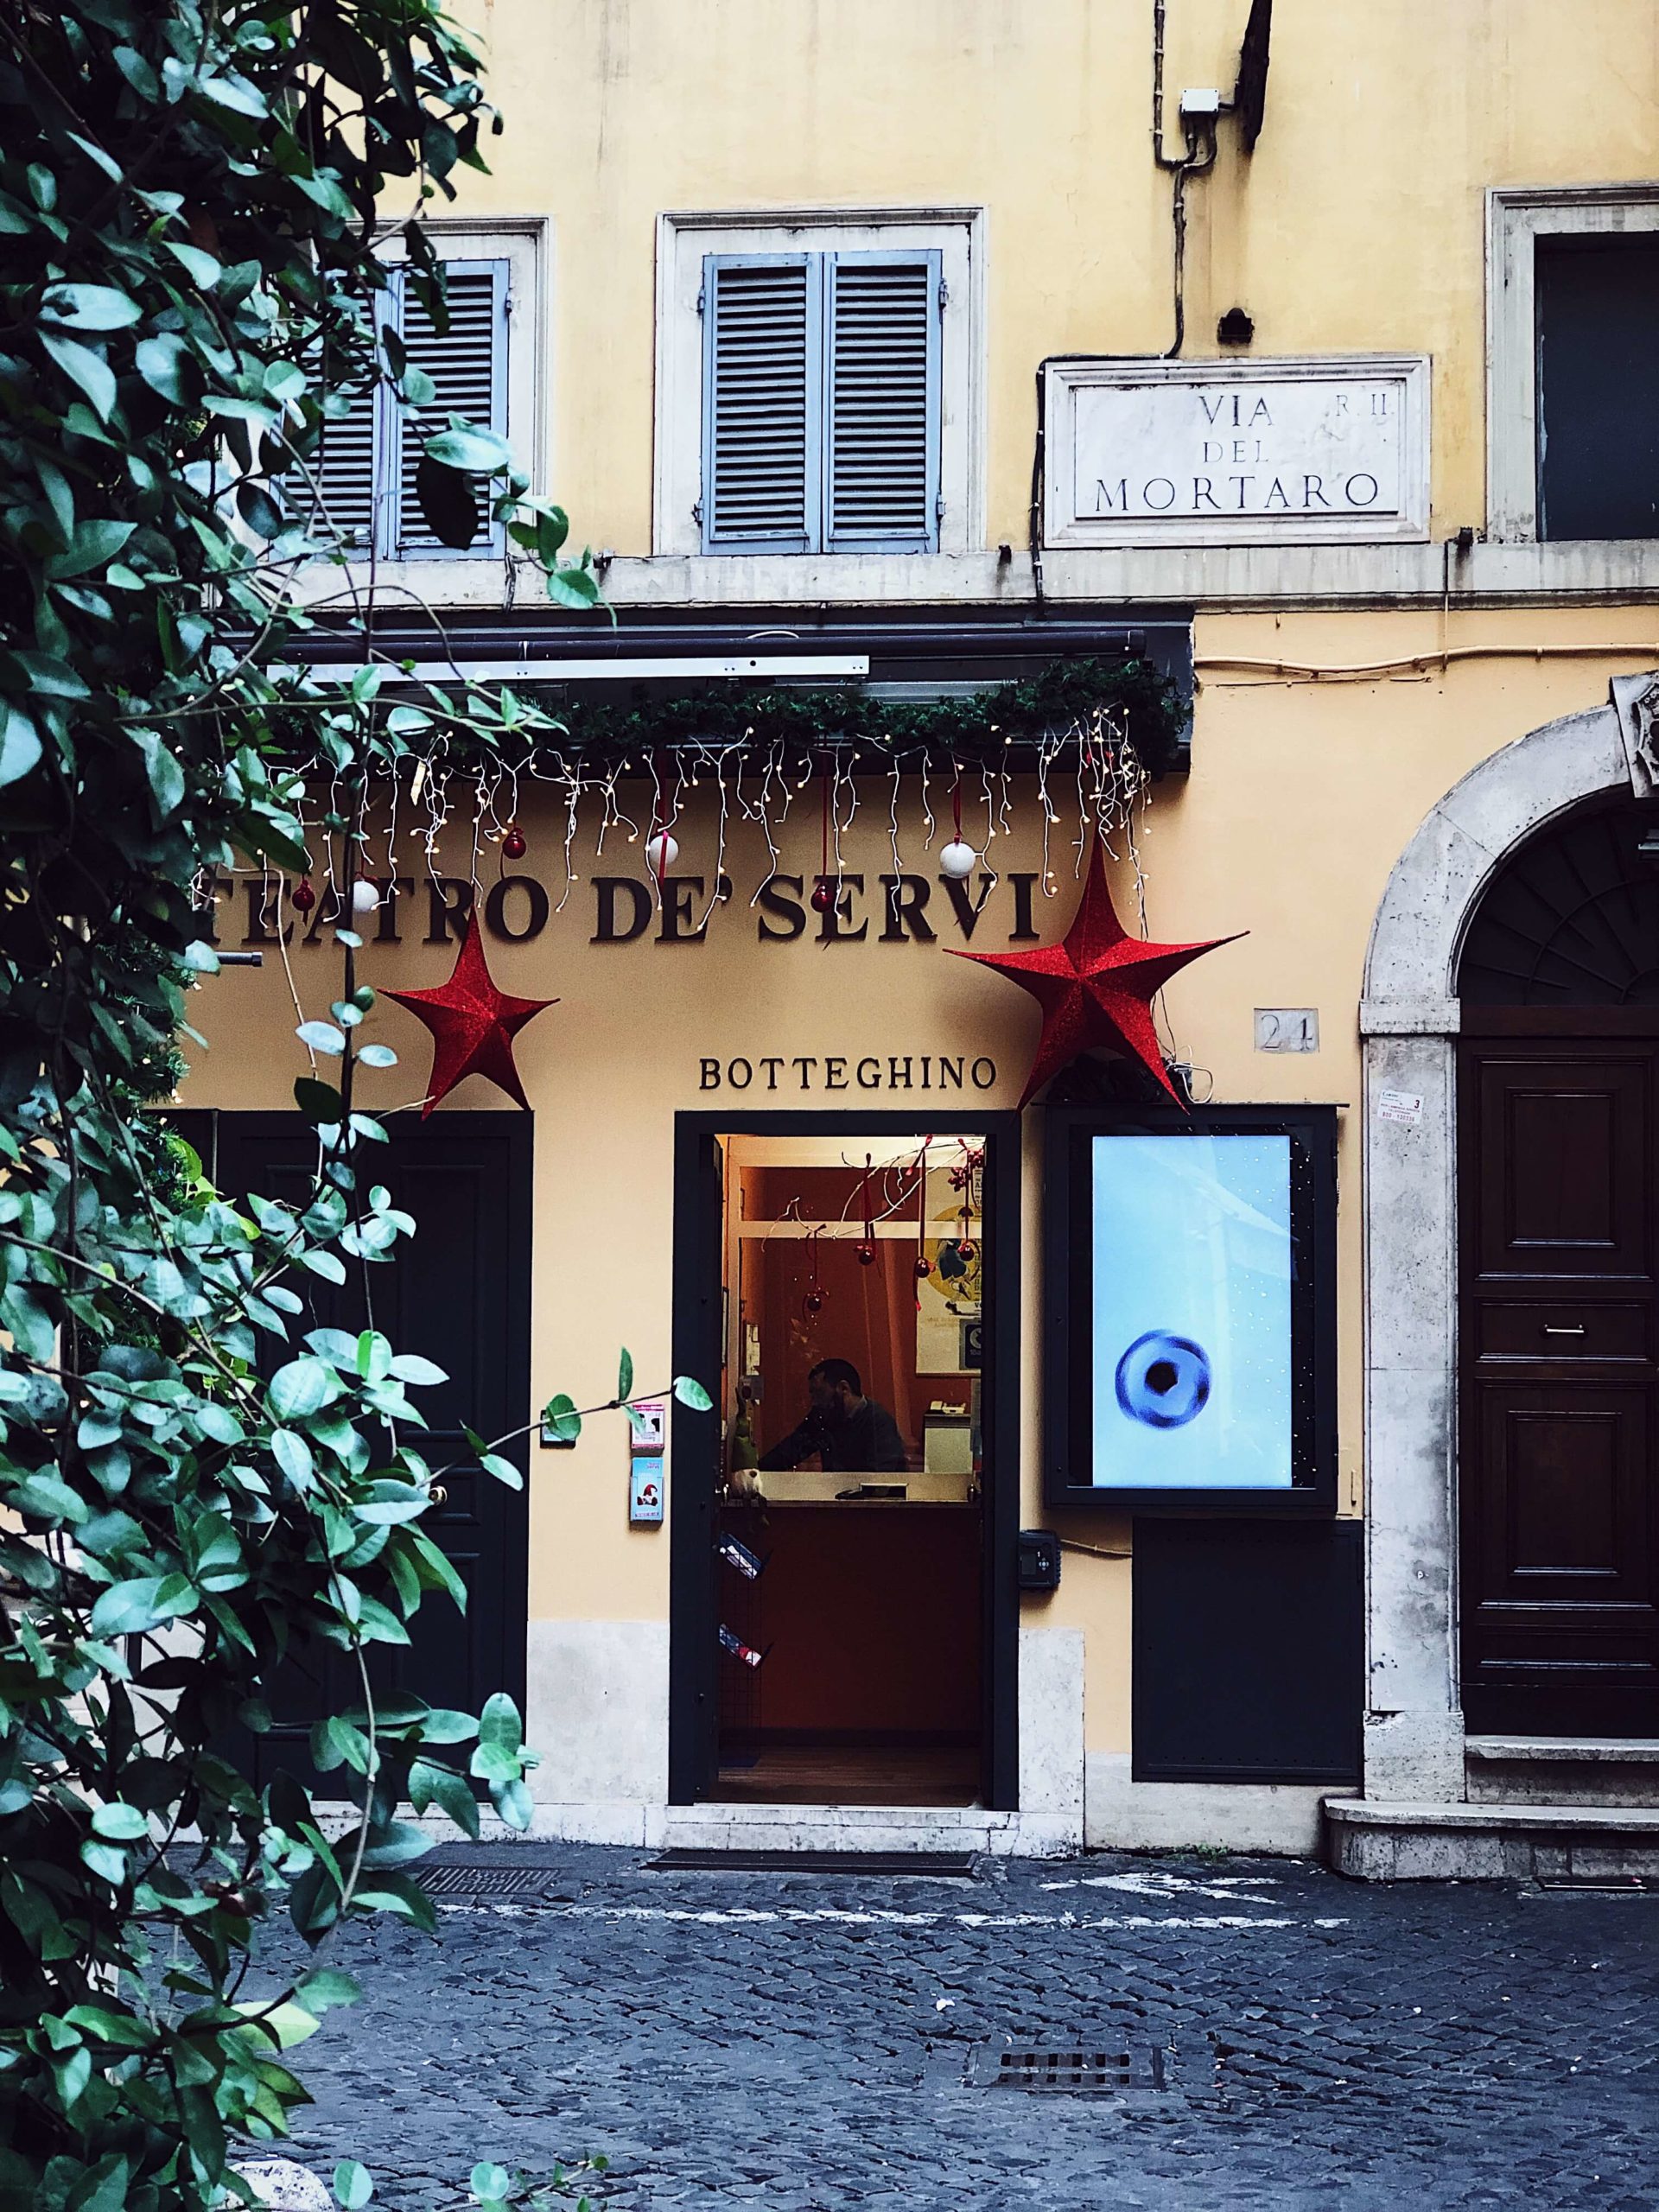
[{"left": 1090, "top": 1134, "right": 1294, "bottom": 1490}]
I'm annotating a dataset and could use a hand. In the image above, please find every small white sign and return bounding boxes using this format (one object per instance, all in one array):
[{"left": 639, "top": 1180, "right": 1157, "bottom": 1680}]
[
  {"left": 1045, "top": 355, "right": 1430, "bottom": 547},
  {"left": 1376, "top": 1089, "right": 1424, "bottom": 1127},
  {"left": 627, "top": 1399, "right": 666, "bottom": 1452},
  {"left": 1255, "top": 1008, "right": 1319, "bottom": 1054}
]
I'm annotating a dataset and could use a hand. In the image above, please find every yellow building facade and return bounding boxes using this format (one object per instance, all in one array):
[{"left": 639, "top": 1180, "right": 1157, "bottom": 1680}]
[{"left": 187, "top": 3, "right": 1659, "bottom": 1870}]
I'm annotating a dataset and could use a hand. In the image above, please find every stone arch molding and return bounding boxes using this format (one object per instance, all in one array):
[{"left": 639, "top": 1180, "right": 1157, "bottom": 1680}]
[{"left": 1357, "top": 677, "right": 1655, "bottom": 1803}]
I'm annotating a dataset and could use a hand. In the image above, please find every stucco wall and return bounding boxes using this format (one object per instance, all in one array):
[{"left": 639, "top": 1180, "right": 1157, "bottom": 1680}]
[
  {"left": 437, "top": 0, "right": 1659, "bottom": 552},
  {"left": 181, "top": 620, "right": 1659, "bottom": 1761}
]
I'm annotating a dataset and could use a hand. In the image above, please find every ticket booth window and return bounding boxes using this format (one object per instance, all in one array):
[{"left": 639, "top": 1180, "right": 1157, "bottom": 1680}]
[{"left": 714, "top": 1134, "right": 989, "bottom": 1806}]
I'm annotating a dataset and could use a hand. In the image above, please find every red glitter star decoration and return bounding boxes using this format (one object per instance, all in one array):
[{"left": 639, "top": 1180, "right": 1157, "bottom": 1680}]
[
  {"left": 950, "top": 839, "right": 1242, "bottom": 1108},
  {"left": 383, "top": 921, "right": 556, "bottom": 1117}
]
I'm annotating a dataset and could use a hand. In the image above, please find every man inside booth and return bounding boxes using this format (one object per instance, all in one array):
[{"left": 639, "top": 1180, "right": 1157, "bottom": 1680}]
[{"left": 758, "top": 1357, "right": 908, "bottom": 1476}]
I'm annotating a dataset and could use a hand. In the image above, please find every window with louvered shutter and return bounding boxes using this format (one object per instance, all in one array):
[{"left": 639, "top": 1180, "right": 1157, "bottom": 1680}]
[
  {"left": 391, "top": 260, "right": 509, "bottom": 559},
  {"left": 306, "top": 257, "right": 509, "bottom": 562},
  {"left": 310, "top": 377, "right": 378, "bottom": 554},
  {"left": 825, "top": 252, "right": 940, "bottom": 551},
  {"left": 698, "top": 249, "right": 940, "bottom": 556},
  {"left": 701, "top": 257, "right": 817, "bottom": 550}
]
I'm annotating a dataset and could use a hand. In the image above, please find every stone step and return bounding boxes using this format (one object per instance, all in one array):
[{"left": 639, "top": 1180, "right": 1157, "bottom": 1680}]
[
  {"left": 1465, "top": 1735, "right": 1659, "bottom": 1808},
  {"left": 1325, "top": 1795, "right": 1659, "bottom": 1881},
  {"left": 659, "top": 1802, "right": 1077, "bottom": 1857}
]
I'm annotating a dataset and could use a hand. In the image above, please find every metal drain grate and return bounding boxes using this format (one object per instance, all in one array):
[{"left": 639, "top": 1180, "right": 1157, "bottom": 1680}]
[
  {"left": 990, "top": 2048, "right": 1132, "bottom": 2094},
  {"left": 647, "top": 1848, "right": 979, "bottom": 1877},
  {"left": 419, "top": 1864, "right": 550, "bottom": 1896}
]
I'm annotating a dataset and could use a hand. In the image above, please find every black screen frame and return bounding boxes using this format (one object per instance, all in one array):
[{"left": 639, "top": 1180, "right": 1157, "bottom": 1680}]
[{"left": 1043, "top": 1103, "right": 1338, "bottom": 1512}]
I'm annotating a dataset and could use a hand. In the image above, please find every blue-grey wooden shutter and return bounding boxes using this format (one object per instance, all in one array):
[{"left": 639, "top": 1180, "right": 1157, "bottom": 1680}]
[
  {"left": 700, "top": 255, "right": 819, "bottom": 553},
  {"left": 824, "top": 251, "right": 941, "bottom": 553},
  {"left": 310, "top": 342, "right": 381, "bottom": 556},
  {"left": 391, "top": 259, "right": 511, "bottom": 559}
]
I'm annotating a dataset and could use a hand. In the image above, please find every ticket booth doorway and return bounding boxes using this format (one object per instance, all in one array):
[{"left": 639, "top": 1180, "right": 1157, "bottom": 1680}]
[{"left": 669, "top": 1113, "right": 1020, "bottom": 1810}]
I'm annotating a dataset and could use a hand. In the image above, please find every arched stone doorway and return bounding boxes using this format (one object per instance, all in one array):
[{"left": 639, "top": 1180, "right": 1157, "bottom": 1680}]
[
  {"left": 1357, "top": 683, "right": 1656, "bottom": 1803},
  {"left": 1456, "top": 794, "right": 1659, "bottom": 1737}
]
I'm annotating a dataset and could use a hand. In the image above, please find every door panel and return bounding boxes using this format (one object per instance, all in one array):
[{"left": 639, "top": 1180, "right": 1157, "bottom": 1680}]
[
  {"left": 1459, "top": 1044, "right": 1659, "bottom": 1734},
  {"left": 669, "top": 1127, "right": 725, "bottom": 1802},
  {"left": 1472, "top": 1058, "right": 1649, "bottom": 1279},
  {"left": 211, "top": 1113, "right": 531, "bottom": 1790}
]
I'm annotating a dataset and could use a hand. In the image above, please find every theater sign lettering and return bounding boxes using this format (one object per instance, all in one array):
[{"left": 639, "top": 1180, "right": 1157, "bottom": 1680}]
[{"left": 1043, "top": 355, "right": 1430, "bottom": 547}]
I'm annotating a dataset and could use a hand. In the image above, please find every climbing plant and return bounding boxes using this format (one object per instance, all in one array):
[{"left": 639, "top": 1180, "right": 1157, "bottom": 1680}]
[{"left": 0, "top": 5, "right": 628, "bottom": 2209}]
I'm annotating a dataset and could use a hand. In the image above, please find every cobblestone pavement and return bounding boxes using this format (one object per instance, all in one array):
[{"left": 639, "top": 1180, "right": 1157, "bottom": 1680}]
[{"left": 269, "top": 1844, "right": 1659, "bottom": 2211}]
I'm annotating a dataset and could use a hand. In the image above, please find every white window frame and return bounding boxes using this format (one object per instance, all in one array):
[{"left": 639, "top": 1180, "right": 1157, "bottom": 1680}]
[
  {"left": 1487, "top": 184, "right": 1659, "bottom": 543},
  {"left": 654, "top": 207, "right": 984, "bottom": 558},
  {"left": 315, "top": 217, "right": 550, "bottom": 588}
]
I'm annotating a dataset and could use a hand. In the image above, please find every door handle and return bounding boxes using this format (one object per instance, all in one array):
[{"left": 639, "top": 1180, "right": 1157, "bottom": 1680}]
[{"left": 1541, "top": 1325, "right": 1586, "bottom": 1337}]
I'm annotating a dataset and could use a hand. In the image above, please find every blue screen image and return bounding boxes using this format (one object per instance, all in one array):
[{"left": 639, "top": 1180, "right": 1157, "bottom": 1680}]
[{"left": 1090, "top": 1134, "right": 1293, "bottom": 1489}]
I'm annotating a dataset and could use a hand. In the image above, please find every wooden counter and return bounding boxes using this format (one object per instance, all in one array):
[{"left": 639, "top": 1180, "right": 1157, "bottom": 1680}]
[{"left": 719, "top": 1498, "right": 981, "bottom": 1736}]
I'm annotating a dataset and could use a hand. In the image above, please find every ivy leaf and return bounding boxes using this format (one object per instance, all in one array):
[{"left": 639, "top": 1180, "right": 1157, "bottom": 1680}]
[
  {"left": 422, "top": 425, "right": 512, "bottom": 474},
  {"left": 541, "top": 1393, "right": 580, "bottom": 1446},
  {"left": 296, "top": 1020, "right": 346, "bottom": 1057},
  {"left": 0, "top": 707, "right": 42, "bottom": 790},
  {"left": 408, "top": 1758, "right": 479, "bottom": 1840},
  {"left": 294, "top": 1967, "right": 360, "bottom": 2015},
  {"left": 356, "top": 1331, "right": 392, "bottom": 1382},
  {"left": 232, "top": 1999, "right": 321, "bottom": 2050},
  {"left": 43, "top": 520, "right": 135, "bottom": 582},
  {"left": 617, "top": 1347, "right": 634, "bottom": 1402},
  {"left": 40, "top": 283, "right": 142, "bottom": 330},
  {"left": 39, "top": 332, "right": 116, "bottom": 423},
  {"left": 264, "top": 359, "right": 307, "bottom": 403},
  {"left": 90, "top": 1803, "right": 148, "bottom": 1842},
  {"left": 132, "top": 728, "right": 186, "bottom": 817},
  {"left": 415, "top": 454, "right": 479, "bottom": 550},
  {"left": 134, "top": 334, "right": 192, "bottom": 403},
  {"left": 271, "top": 1429, "right": 315, "bottom": 1490},
  {"left": 237, "top": 480, "right": 284, "bottom": 540},
  {"left": 196, "top": 72, "right": 270, "bottom": 120},
  {"left": 9, "top": 1473, "right": 89, "bottom": 1526},
  {"left": 471, "top": 2164, "right": 512, "bottom": 2204},
  {"left": 164, "top": 240, "right": 222, "bottom": 288},
  {"left": 673, "top": 1376, "right": 714, "bottom": 1412},
  {"left": 334, "top": 2159, "right": 374, "bottom": 2210},
  {"left": 357, "top": 1043, "right": 398, "bottom": 1068},
  {"left": 295, "top": 1077, "right": 345, "bottom": 1123},
  {"left": 269, "top": 1357, "right": 337, "bottom": 1422},
  {"left": 388, "top": 1353, "right": 448, "bottom": 1387},
  {"left": 89, "top": 1576, "right": 193, "bottom": 1637},
  {"left": 546, "top": 564, "right": 601, "bottom": 609}
]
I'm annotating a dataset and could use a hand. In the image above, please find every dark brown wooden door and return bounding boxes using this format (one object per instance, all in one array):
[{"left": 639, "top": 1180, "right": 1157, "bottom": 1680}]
[
  {"left": 209, "top": 1112, "right": 532, "bottom": 1791},
  {"left": 1459, "top": 1037, "right": 1658, "bottom": 1734}
]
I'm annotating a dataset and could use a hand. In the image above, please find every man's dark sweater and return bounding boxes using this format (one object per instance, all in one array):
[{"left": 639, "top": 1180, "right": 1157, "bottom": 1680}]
[{"left": 758, "top": 1396, "right": 909, "bottom": 1474}]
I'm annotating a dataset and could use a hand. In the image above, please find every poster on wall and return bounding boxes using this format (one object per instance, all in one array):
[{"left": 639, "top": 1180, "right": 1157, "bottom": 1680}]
[{"left": 1090, "top": 1134, "right": 1294, "bottom": 1491}]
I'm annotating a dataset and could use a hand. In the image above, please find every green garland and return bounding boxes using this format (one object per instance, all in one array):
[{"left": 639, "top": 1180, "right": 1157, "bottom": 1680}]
[{"left": 544, "top": 654, "right": 1187, "bottom": 777}]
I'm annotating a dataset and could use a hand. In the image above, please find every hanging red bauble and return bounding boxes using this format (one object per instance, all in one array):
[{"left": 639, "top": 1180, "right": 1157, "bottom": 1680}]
[
  {"left": 810, "top": 879, "right": 836, "bottom": 915},
  {"left": 290, "top": 875, "right": 315, "bottom": 914},
  {"left": 855, "top": 1240, "right": 876, "bottom": 1267},
  {"left": 804, "top": 1289, "right": 824, "bottom": 1317},
  {"left": 913, "top": 1253, "right": 932, "bottom": 1282},
  {"left": 502, "top": 825, "right": 527, "bottom": 861},
  {"left": 385, "top": 920, "right": 556, "bottom": 1118},
  {"left": 950, "top": 838, "right": 1242, "bottom": 1108}
]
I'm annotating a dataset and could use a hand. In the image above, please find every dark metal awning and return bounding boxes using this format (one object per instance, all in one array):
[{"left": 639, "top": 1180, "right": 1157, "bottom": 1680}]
[{"left": 298, "top": 603, "right": 1197, "bottom": 772}]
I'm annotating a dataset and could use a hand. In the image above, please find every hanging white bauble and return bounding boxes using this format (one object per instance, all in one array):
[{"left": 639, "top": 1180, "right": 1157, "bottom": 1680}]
[
  {"left": 938, "top": 840, "right": 978, "bottom": 880},
  {"left": 350, "top": 878, "right": 381, "bottom": 917},
  {"left": 645, "top": 831, "right": 680, "bottom": 874}
]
